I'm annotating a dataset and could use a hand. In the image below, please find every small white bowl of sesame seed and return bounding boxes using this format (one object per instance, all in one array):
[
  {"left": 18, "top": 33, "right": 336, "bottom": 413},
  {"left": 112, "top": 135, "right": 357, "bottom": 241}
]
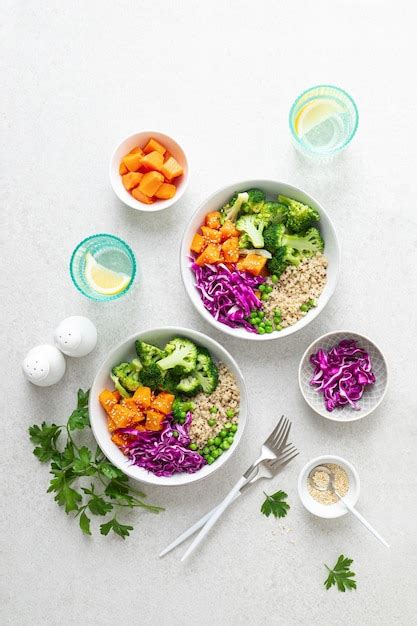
[{"left": 298, "top": 455, "right": 360, "bottom": 519}]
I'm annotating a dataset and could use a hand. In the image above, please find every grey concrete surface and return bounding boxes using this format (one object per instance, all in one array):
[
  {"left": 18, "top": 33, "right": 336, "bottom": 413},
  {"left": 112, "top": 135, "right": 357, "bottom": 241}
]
[{"left": 2, "top": 1, "right": 416, "bottom": 624}]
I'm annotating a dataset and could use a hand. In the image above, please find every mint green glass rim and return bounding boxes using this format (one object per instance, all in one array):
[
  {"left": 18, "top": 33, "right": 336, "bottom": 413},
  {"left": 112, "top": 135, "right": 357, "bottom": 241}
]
[
  {"left": 69, "top": 233, "right": 137, "bottom": 302},
  {"left": 289, "top": 84, "right": 359, "bottom": 157}
]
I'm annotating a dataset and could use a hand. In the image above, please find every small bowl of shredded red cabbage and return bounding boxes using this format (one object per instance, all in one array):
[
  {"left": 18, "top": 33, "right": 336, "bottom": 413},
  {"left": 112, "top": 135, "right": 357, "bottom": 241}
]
[{"left": 298, "top": 331, "right": 388, "bottom": 421}]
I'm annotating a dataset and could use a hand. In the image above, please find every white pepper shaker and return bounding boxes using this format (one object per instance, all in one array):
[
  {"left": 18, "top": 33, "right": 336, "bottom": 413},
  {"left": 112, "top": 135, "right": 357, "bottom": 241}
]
[
  {"left": 53, "top": 315, "right": 97, "bottom": 357},
  {"left": 22, "top": 345, "right": 66, "bottom": 387}
]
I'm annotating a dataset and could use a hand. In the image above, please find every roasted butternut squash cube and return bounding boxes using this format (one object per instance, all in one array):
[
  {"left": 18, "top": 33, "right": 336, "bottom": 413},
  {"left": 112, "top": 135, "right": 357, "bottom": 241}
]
[
  {"left": 222, "top": 236, "right": 239, "bottom": 263},
  {"left": 236, "top": 253, "right": 267, "bottom": 276},
  {"left": 129, "top": 146, "right": 144, "bottom": 155},
  {"left": 190, "top": 233, "right": 206, "bottom": 254},
  {"left": 133, "top": 386, "right": 152, "bottom": 409},
  {"left": 145, "top": 409, "right": 165, "bottom": 431},
  {"left": 123, "top": 153, "right": 143, "bottom": 172},
  {"left": 201, "top": 226, "right": 222, "bottom": 244},
  {"left": 119, "top": 162, "right": 128, "bottom": 175},
  {"left": 155, "top": 183, "right": 176, "bottom": 199},
  {"left": 151, "top": 392, "right": 175, "bottom": 415},
  {"left": 122, "top": 172, "right": 143, "bottom": 191},
  {"left": 99, "top": 389, "right": 120, "bottom": 416},
  {"left": 220, "top": 220, "right": 240, "bottom": 241},
  {"left": 131, "top": 187, "right": 155, "bottom": 204},
  {"left": 160, "top": 156, "right": 183, "bottom": 181},
  {"left": 140, "top": 150, "right": 164, "bottom": 172},
  {"left": 139, "top": 171, "right": 164, "bottom": 197},
  {"left": 143, "top": 138, "right": 166, "bottom": 155},
  {"left": 205, "top": 211, "right": 222, "bottom": 229},
  {"left": 195, "top": 243, "right": 222, "bottom": 266}
]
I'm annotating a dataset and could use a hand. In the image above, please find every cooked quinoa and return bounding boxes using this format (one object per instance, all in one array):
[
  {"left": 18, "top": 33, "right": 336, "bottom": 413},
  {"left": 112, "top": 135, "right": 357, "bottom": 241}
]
[
  {"left": 263, "top": 253, "right": 327, "bottom": 328},
  {"left": 189, "top": 362, "right": 240, "bottom": 448}
]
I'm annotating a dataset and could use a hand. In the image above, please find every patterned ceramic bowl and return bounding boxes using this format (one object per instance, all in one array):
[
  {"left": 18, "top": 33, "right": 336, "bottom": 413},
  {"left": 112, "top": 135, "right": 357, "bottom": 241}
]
[{"left": 298, "top": 331, "right": 388, "bottom": 422}]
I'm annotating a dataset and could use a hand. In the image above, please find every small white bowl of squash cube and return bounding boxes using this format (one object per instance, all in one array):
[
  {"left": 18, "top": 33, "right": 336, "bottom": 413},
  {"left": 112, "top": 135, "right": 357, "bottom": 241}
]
[{"left": 110, "top": 131, "right": 189, "bottom": 212}]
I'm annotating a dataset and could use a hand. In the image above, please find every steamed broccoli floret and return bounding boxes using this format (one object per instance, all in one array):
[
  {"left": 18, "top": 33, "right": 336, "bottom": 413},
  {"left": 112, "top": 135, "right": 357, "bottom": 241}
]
[
  {"left": 241, "top": 188, "right": 266, "bottom": 214},
  {"left": 157, "top": 337, "right": 197, "bottom": 374},
  {"left": 195, "top": 349, "right": 218, "bottom": 394},
  {"left": 267, "top": 245, "right": 302, "bottom": 277},
  {"left": 264, "top": 223, "right": 286, "bottom": 253},
  {"left": 176, "top": 374, "right": 201, "bottom": 396},
  {"left": 236, "top": 214, "right": 267, "bottom": 249},
  {"left": 278, "top": 195, "right": 320, "bottom": 232},
  {"left": 110, "top": 373, "right": 131, "bottom": 398},
  {"left": 172, "top": 398, "right": 195, "bottom": 423},
  {"left": 111, "top": 360, "right": 142, "bottom": 393},
  {"left": 139, "top": 363, "right": 165, "bottom": 389},
  {"left": 238, "top": 233, "right": 252, "bottom": 249},
  {"left": 220, "top": 192, "right": 249, "bottom": 223},
  {"left": 160, "top": 370, "right": 180, "bottom": 394},
  {"left": 135, "top": 341, "right": 165, "bottom": 366},
  {"left": 259, "top": 201, "right": 287, "bottom": 225},
  {"left": 284, "top": 227, "right": 324, "bottom": 255}
]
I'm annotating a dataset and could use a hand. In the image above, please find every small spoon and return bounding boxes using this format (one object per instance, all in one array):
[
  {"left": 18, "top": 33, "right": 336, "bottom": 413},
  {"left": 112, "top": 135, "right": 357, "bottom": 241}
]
[{"left": 309, "top": 465, "right": 390, "bottom": 548}]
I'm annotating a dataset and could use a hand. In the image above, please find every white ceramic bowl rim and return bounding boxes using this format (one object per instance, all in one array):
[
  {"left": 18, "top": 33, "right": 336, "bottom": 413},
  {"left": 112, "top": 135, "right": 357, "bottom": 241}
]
[
  {"left": 180, "top": 179, "right": 341, "bottom": 341},
  {"left": 89, "top": 326, "right": 247, "bottom": 486},
  {"left": 109, "top": 130, "right": 189, "bottom": 213},
  {"left": 297, "top": 454, "right": 360, "bottom": 518},
  {"left": 298, "top": 329, "right": 389, "bottom": 422}
]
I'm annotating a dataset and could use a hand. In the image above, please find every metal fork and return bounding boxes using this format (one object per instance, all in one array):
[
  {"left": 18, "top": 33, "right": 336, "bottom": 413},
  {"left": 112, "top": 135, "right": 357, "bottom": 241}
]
[
  {"left": 159, "top": 442, "right": 299, "bottom": 558},
  {"left": 179, "top": 416, "right": 298, "bottom": 562}
]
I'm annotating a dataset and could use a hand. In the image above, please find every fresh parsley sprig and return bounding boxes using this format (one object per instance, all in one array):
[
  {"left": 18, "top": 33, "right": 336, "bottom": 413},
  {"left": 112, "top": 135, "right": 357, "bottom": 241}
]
[
  {"left": 29, "top": 389, "right": 164, "bottom": 539},
  {"left": 324, "top": 554, "right": 357, "bottom": 592},
  {"left": 261, "top": 490, "right": 290, "bottom": 518}
]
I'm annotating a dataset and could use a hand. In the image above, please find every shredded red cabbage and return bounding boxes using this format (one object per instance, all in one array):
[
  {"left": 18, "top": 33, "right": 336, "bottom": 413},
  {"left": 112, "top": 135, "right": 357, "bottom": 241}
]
[
  {"left": 191, "top": 259, "right": 265, "bottom": 333},
  {"left": 117, "top": 411, "right": 206, "bottom": 477},
  {"left": 310, "top": 339, "right": 376, "bottom": 412}
]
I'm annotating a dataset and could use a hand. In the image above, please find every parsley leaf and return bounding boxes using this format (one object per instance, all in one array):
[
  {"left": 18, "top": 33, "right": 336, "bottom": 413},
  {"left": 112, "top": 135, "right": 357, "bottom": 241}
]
[
  {"left": 29, "top": 423, "right": 62, "bottom": 462},
  {"left": 261, "top": 490, "right": 290, "bottom": 518},
  {"left": 100, "top": 517, "right": 134, "bottom": 540},
  {"left": 79, "top": 511, "right": 92, "bottom": 536},
  {"left": 29, "top": 388, "right": 164, "bottom": 538},
  {"left": 324, "top": 555, "right": 357, "bottom": 592}
]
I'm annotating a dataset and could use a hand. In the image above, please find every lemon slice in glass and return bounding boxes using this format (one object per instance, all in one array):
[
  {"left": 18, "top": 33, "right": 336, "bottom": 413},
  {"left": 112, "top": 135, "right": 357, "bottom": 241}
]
[
  {"left": 84, "top": 253, "right": 131, "bottom": 296},
  {"left": 294, "top": 99, "right": 343, "bottom": 138}
]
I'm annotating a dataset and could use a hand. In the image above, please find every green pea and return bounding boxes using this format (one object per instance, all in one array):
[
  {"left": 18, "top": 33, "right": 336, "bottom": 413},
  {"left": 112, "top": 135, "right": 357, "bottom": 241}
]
[
  {"left": 258, "top": 327, "right": 266, "bottom": 334},
  {"left": 275, "top": 324, "right": 282, "bottom": 331},
  {"left": 259, "top": 284, "right": 266, "bottom": 292},
  {"left": 219, "top": 430, "right": 227, "bottom": 438},
  {"left": 221, "top": 441, "right": 230, "bottom": 450},
  {"left": 206, "top": 456, "right": 215, "bottom": 464},
  {"left": 209, "top": 445, "right": 216, "bottom": 452},
  {"left": 211, "top": 449, "right": 220, "bottom": 459},
  {"left": 172, "top": 430, "right": 179, "bottom": 438},
  {"left": 231, "top": 424, "right": 238, "bottom": 433},
  {"left": 210, "top": 406, "right": 218, "bottom": 414},
  {"left": 258, "top": 310, "right": 265, "bottom": 319},
  {"left": 207, "top": 418, "right": 217, "bottom": 427},
  {"left": 203, "top": 446, "right": 210, "bottom": 455},
  {"left": 215, "top": 447, "right": 223, "bottom": 456},
  {"left": 226, "top": 409, "right": 235, "bottom": 418},
  {"left": 271, "top": 274, "right": 278, "bottom": 284},
  {"left": 189, "top": 442, "right": 197, "bottom": 451},
  {"left": 300, "top": 304, "right": 308, "bottom": 312},
  {"left": 224, "top": 421, "right": 232, "bottom": 429},
  {"left": 266, "top": 326, "right": 273, "bottom": 333},
  {"left": 227, "top": 436, "right": 234, "bottom": 445},
  {"left": 266, "top": 285, "right": 273, "bottom": 293},
  {"left": 214, "top": 437, "right": 222, "bottom": 446}
]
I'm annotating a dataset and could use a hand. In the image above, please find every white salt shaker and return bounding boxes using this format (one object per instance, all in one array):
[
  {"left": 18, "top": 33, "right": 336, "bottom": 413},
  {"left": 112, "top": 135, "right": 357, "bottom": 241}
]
[
  {"left": 53, "top": 315, "right": 97, "bottom": 357},
  {"left": 22, "top": 345, "right": 66, "bottom": 387}
]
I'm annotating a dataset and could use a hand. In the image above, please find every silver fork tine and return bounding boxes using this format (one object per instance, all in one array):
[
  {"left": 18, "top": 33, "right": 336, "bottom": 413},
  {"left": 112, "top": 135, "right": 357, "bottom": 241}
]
[
  {"left": 264, "top": 415, "right": 285, "bottom": 446},
  {"left": 270, "top": 450, "right": 300, "bottom": 469},
  {"left": 272, "top": 418, "right": 291, "bottom": 449}
]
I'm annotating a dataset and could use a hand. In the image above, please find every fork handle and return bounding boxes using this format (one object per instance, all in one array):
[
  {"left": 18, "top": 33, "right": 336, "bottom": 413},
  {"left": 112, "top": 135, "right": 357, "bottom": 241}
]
[
  {"left": 180, "top": 476, "right": 247, "bottom": 562},
  {"left": 159, "top": 491, "right": 242, "bottom": 558}
]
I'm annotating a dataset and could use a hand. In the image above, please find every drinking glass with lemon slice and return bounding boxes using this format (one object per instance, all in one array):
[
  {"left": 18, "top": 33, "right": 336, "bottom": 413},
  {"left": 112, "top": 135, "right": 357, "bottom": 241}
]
[
  {"left": 70, "top": 234, "right": 136, "bottom": 301},
  {"left": 289, "top": 85, "right": 358, "bottom": 159}
]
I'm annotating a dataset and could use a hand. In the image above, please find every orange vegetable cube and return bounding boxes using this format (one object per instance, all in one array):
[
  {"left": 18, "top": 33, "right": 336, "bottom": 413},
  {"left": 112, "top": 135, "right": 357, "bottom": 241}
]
[
  {"left": 123, "top": 153, "right": 143, "bottom": 172},
  {"left": 236, "top": 253, "right": 267, "bottom": 276},
  {"left": 195, "top": 243, "right": 222, "bottom": 266},
  {"left": 99, "top": 389, "right": 120, "bottom": 416},
  {"left": 111, "top": 404, "right": 136, "bottom": 429},
  {"left": 205, "top": 212, "right": 222, "bottom": 229},
  {"left": 139, "top": 171, "right": 164, "bottom": 197},
  {"left": 155, "top": 183, "right": 176, "bottom": 199},
  {"left": 140, "top": 150, "right": 164, "bottom": 172},
  {"left": 131, "top": 187, "right": 155, "bottom": 204},
  {"left": 143, "top": 138, "right": 166, "bottom": 155},
  {"left": 222, "top": 236, "right": 239, "bottom": 263},
  {"left": 145, "top": 409, "right": 165, "bottom": 431},
  {"left": 111, "top": 432, "right": 126, "bottom": 446},
  {"left": 119, "top": 162, "right": 128, "bottom": 175},
  {"left": 190, "top": 233, "right": 206, "bottom": 254},
  {"left": 133, "top": 386, "right": 152, "bottom": 409},
  {"left": 220, "top": 220, "right": 240, "bottom": 241},
  {"left": 129, "top": 146, "right": 144, "bottom": 155},
  {"left": 122, "top": 172, "right": 143, "bottom": 191},
  {"left": 160, "top": 156, "right": 183, "bottom": 181},
  {"left": 201, "top": 226, "right": 222, "bottom": 244},
  {"left": 121, "top": 398, "right": 145, "bottom": 422},
  {"left": 151, "top": 392, "right": 175, "bottom": 415}
]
